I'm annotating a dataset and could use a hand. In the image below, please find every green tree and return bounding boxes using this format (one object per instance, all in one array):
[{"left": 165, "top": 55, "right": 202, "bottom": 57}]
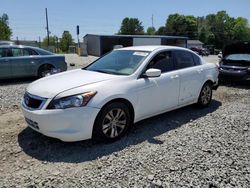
[
  {"left": 165, "top": 13, "right": 198, "bottom": 39},
  {"left": 206, "top": 11, "right": 241, "bottom": 48},
  {"left": 232, "top": 17, "right": 250, "bottom": 41},
  {"left": 199, "top": 27, "right": 207, "bottom": 43},
  {"left": 0, "top": 13, "right": 12, "bottom": 40},
  {"left": 118, "top": 17, "right": 144, "bottom": 35},
  {"left": 60, "top": 31, "right": 73, "bottom": 52},
  {"left": 155, "top": 26, "right": 166, "bottom": 35},
  {"left": 41, "top": 35, "right": 59, "bottom": 48},
  {"left": 146, "top": 27, "right": 156, "bottom": 35}
]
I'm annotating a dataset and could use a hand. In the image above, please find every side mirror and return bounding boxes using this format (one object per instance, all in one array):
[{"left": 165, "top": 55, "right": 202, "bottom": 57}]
[{"left": 144, "top": 68, "right": 161, "bottom": 77}]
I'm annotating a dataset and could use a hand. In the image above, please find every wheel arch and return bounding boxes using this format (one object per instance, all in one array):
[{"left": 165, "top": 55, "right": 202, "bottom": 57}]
[
  {"left": 203, "top": 79, "right": 214, "bottom": 86},
  {"left": 91, "top": 97, "right": 135, "bottom": 140},
  {"left": 37, "top": 63, "right": 55, "bottom": 77},
  {"left": 98, "top": 98, "right": 135, "bottom": 124}
]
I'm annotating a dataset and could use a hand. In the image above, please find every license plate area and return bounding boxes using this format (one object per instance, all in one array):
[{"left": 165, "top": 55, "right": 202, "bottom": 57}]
[{"left": 25, "top": 117, "right": 39, "bottom": 130}]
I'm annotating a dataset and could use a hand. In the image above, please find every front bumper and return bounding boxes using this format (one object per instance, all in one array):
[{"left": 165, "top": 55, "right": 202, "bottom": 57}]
[{"left": 21, "top": 104, "right": 100, "bottom": 142}]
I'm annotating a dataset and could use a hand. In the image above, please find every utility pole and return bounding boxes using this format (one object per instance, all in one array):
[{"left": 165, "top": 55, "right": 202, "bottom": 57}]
[
  {"left": 151, "top": 14, "right": 154, "bottom": 28},
  {"left": 76, "top": 25, "right": 80, "bottom": 48},
  {"left": 76, "top": 25, "right": 80, "bottom": 55},
  {"left": 16, "top": 36, "right": 19, "bottom": 45},
  {"left": 45, "top": 8, "right": 50, "bottom": 47},
  {"left": 38, "top": 36, "right": 41, "bottom": 48},
  {"left": 56, "top": 37, "right": 59, "bottom": 53}
]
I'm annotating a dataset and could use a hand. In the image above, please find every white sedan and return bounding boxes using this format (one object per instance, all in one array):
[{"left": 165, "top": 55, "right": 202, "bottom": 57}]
[{"left": 21, "top": 46, "right": 219, "bottom": 142}]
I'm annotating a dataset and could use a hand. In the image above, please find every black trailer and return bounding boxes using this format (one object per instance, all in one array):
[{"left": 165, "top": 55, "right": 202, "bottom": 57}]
[{"left": 84, "top": 34, "right": 188, "bottom": 56}]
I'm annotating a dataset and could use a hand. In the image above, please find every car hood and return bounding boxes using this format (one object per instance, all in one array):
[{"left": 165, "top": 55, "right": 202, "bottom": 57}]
[
  {"left": 223, "top": 41, "right": 250, "bottom": 57},
  {"left": 27, "top": 69, "right": 118, "bottom": 98}
]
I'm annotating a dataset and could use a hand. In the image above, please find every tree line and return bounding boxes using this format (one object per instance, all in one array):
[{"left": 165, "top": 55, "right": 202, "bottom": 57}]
[
  {"left": 1, "top": 11, "right": 250, "bottom": 50},
  {"left": 118, "top": 11, "right": 250, "bottom": 49}
]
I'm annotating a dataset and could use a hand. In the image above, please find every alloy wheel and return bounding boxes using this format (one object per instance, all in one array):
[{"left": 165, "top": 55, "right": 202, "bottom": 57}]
[
  {"left": 201, "top": 85, "right": 212, "bottom": 105},
  {"left": 102, "top": 108, "right": 127, "bottom": 138}
]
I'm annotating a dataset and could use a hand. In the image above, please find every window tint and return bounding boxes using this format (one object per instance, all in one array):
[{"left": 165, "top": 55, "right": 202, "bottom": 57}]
[
  {"left": 23, "top": 48, "right": 38, "bottom": 56},
  {"left": 23, "top": 49, "right": 30, "bottom": 56},
  {"left": 147, "top": 51, "right": 174, "bottom": 73},
  {"left": 0, "top": 48, "right": 12, "bottom": 57},
  {"left": 192, "top": 53, "right": 202, "bottom": 65},
  {"left": 174, "top": 50, "right": 195, "bottom": 69},
  {"left": 12, "top": 48, "right": 22, "bottom": 57}
]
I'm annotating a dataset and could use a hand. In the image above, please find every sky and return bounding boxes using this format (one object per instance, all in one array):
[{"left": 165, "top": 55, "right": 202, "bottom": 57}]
[{"left": 1, "top": 0, "right": 250, "bottom": 42}]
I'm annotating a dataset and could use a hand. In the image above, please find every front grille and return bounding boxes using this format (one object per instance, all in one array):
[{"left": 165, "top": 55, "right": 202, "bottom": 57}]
[{"left": 23, "top": 92, "right": 47, "bottom": 110}]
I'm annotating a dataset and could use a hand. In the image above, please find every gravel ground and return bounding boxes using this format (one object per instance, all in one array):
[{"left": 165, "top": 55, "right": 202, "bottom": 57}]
[{"left": 0, "top": 55, "right": 249, "bottom": 187}]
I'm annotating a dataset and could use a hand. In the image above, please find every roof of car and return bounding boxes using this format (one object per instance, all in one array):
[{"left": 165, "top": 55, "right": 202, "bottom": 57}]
[
  {"left": 0, "top": 44, "right": 33, "bottom": 48},
  {"left": 116, "top": 45, "right": 188, "bottom": 52}
]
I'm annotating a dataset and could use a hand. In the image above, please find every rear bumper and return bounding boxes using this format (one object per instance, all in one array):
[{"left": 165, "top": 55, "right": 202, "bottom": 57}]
[{"left": 219, "top": 68, "right": 250, "bottom": 81}]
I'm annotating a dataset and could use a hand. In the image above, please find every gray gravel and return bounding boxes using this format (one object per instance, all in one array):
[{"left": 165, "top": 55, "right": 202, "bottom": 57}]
[{"left": 0, "top": 55, "right": 249, "bottom": 187}]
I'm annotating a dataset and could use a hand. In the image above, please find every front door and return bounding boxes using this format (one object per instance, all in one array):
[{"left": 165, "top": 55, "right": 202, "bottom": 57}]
[
  {"left": 0, "top": 48, "right": 12, "bottom": 79},
  {"left": 134, "top": 50, "right": 180, "bottom": 120}
]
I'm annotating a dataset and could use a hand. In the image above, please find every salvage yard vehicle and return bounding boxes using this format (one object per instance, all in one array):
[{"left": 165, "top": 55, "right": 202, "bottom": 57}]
[
  {"left": 219, "top": 41, "right": 250, "bottom": 82},
  {"left": 21, "top": 46, "right": 219, "bottom": 142},
  {"left": 0, "top": 45, "right": 67, "bottom": 79}
]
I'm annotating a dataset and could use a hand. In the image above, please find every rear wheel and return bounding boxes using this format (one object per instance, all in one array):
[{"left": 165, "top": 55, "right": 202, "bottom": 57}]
[
  {"left": 93, "top": 102, "right": 131, "bottom": 142},
  {"left": 197, "top": 82, "right": 212, "bottom": 107},
  {"left": 38, "top": 64, "right": 54, "bottom": 78}
]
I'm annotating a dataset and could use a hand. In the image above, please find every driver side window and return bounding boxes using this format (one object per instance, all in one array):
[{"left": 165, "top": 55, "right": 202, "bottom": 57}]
[{"left": 147, "top": 51, "right": 174, "bottom": 73}]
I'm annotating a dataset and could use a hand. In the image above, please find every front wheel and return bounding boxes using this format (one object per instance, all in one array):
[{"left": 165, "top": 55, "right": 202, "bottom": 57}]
[
  {"left": 197, "top": 82, "right": 212, "bottom": 107},
  {"left": 92, "top": 102, "right": 131, "bottom": 142}
]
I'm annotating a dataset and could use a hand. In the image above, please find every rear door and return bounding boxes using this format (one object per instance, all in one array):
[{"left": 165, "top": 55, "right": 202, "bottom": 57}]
[
  {"left": 0, "top": 47, "right": 12, "bottom": 79},
  {"left": 173, "top": 50, "right": 204, "bottom": 105},
  {"left": 10, "top": 47, "right": 38, "bottom": 77}
]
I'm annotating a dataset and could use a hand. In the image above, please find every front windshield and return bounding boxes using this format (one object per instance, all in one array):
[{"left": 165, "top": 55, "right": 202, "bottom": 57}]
[
  {"left": 225, "top": 54, "right": 250, "bottom": 61},
  {"left": 85, "top": 50, "right": 149, "bottom": 75}
]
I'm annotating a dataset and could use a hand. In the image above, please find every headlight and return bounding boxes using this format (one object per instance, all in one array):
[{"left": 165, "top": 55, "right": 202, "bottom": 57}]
[{"left": 47, "top": 91, "right": 97, "bottom": 109}]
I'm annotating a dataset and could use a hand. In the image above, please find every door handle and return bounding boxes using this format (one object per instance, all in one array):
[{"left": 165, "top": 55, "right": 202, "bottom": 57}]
[{"left": 170, "top": 75, "right": 179, "bottom": 79}]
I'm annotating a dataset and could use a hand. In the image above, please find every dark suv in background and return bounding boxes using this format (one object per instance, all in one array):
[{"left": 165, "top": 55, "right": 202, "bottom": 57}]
[{"left": 219, "top": 41, "right": 250, "bottom": 82}]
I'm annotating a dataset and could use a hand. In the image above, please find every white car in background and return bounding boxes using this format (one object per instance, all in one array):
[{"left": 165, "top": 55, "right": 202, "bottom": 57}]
[{"left": 21, "top": 46, "right": 219, "bottom": 142}]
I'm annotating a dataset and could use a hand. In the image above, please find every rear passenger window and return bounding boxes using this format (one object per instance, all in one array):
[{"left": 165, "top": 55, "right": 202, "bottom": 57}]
[
  {"left": 24, "top": 48, "right": 38, "bottom": 56},
  {"left": 12, "top": 48, "right": 22, "bottom": 57},
  {"left": 147, "top": 51, "right": 174, "bottom": 73},
  {"left": 174, "top": 51, "right": 196, "bottom": 69},
  {"left": 192, "top": 53, "right": 202, "bottom": 65}
]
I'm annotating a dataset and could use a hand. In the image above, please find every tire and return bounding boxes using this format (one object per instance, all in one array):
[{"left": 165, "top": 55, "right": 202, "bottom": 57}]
[
  {"left": 92, "top": 102, "right": 131, "bottom": 142},
  {"left": 197, "top": 82, "right": 213, "bottom": 107},
  {"left": 38, "top": 64, "right": 54, "bottom": 78}
]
